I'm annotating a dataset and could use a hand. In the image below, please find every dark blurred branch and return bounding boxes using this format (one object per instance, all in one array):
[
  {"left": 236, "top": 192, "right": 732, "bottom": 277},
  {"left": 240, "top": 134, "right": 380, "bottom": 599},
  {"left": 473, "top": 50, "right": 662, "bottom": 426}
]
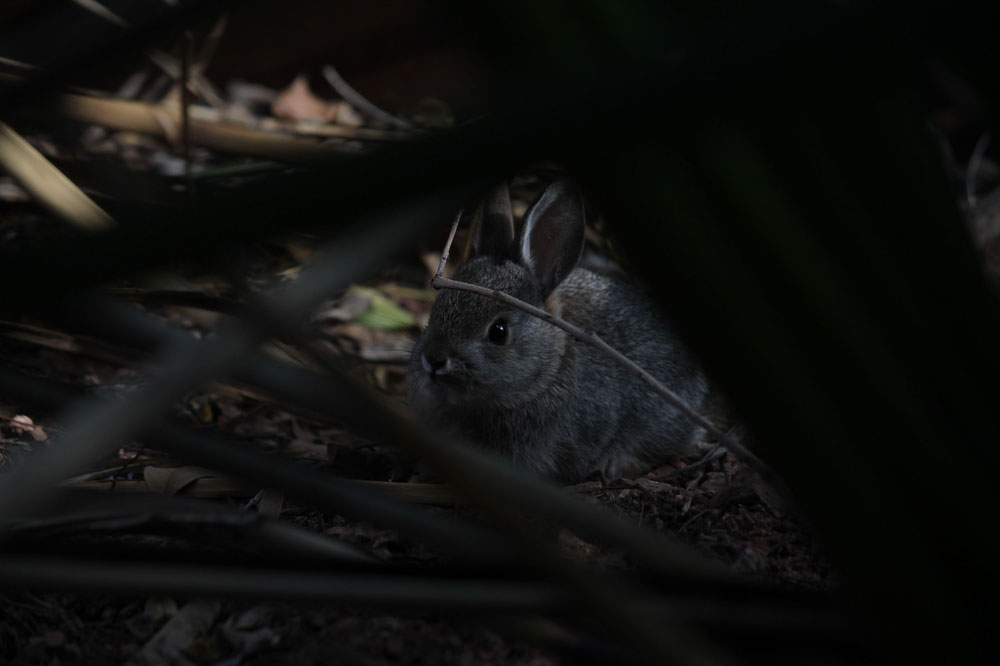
[
  {"left": 0, "top": 0, "right": 241, "bottom": 112},
  {"left": 0, "top": 556, "right": 864, "bottom": 660},
  {"left": 0, "top": 556, "right": 564, "bottom": 610},
  {"left": 2, "top": 493, "right": 373, "bottom": 564}
]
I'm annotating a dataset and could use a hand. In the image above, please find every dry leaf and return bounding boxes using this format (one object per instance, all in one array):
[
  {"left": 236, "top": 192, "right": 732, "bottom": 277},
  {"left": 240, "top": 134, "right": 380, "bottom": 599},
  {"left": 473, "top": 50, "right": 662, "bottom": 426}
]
[
  {"left": 272, "top": 74, "right": 340, "bottom": 123},
  {"left": 10, "top": 414, "right": 33, "bottom": 435},
  {"left": 314, "top": 285, "right": 415, "bottom": 330}
]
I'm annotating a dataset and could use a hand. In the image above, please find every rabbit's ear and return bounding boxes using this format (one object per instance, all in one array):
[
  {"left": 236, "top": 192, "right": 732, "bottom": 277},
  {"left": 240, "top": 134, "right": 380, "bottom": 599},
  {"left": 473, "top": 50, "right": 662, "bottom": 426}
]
[
  {"left": 472, "top": 183, "right": 515, "bottom": 258},
  {"left": 520, "top": 180, "right": 586, "bottom": 297}
]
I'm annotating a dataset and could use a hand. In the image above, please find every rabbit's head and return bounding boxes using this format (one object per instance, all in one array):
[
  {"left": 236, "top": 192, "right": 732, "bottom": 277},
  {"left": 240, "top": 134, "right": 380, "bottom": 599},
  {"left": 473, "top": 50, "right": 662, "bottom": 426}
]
[{"left": 410, "top": 181, "right": 587, "bottom": 412}]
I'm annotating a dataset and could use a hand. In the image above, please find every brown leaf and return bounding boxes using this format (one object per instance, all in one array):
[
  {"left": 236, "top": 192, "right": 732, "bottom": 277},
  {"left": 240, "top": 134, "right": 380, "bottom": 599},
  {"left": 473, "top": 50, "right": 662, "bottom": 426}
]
[{"left": 272, "top": 74, "right": 340, "bottom": 123}]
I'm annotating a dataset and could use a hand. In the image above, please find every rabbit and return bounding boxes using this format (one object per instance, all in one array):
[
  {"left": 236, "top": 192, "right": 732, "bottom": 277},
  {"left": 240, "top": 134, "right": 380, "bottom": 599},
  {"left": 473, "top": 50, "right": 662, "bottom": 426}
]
[{"left": 408, "top": 180, "right": 709, "bottom": 483}]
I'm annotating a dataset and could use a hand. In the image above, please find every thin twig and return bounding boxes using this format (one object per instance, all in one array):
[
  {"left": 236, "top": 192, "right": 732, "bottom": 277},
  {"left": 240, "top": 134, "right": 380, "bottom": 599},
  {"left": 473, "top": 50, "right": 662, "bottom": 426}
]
[
  {"left": 322, "top": 65, "right": 414, "bottom": 131},
  {"left": 434, "top": 210, "right": 463, "bottom": 280},
  {"left": 431, "top": 217, "right": 793, "bottom": 503}
]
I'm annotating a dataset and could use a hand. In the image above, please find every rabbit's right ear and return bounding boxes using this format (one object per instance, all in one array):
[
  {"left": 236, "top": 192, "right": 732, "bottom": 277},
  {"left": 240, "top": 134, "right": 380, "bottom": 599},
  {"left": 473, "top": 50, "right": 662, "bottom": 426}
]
[
  {"left": 472, "top": 183, "right": 515, "bottom": 258},
  {"left": 520, "top": 180, "right": 586, "bottom": 297}
]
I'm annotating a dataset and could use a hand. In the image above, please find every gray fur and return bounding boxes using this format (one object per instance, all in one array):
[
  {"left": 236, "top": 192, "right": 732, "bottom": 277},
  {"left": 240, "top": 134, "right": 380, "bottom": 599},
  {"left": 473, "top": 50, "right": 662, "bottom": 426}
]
[{"left": 409, "top": 181, "right": 708, "bottom": 482}]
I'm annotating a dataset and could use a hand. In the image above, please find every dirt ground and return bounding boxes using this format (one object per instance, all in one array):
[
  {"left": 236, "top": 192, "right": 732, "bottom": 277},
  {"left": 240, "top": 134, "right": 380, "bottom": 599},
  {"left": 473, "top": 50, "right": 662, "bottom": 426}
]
[{"left": 0, "top": 289, "right": 834, "bottom": 665}]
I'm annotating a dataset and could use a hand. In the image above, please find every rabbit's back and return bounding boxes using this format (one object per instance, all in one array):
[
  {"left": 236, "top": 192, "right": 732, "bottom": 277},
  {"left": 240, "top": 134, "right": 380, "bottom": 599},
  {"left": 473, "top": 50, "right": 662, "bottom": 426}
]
[{"left": 543, "top": 268, "right": 709, "bottom": 479}]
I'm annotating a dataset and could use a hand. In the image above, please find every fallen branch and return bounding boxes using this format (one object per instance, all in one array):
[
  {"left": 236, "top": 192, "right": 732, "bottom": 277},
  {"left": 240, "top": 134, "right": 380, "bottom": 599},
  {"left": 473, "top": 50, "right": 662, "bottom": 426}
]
[{"left": 55, "top": 94, "right": 407, "bottom": 164}]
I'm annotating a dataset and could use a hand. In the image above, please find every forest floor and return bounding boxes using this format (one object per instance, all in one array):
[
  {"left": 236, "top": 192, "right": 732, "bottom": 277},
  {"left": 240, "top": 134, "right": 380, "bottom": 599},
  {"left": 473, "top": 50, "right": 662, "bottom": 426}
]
[
  {"left": 0, "top": 229, "right": 835, "bottom": 664},
  {"left": 0, "top": 43, "right": 839, "bottom": 664}
]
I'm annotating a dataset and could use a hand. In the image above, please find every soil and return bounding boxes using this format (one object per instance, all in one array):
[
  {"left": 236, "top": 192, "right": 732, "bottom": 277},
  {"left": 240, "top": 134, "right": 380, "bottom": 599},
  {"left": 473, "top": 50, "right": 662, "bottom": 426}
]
[{"left": 0, "top": 313, "right": 834, "bottom": 665}]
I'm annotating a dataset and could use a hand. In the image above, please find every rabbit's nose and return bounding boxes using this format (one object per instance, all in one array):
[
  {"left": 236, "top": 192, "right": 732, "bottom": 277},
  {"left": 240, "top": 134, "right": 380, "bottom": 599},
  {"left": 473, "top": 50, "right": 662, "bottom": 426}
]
[{"left": 421, "top": 352, "right": 451, "bottom": 377}]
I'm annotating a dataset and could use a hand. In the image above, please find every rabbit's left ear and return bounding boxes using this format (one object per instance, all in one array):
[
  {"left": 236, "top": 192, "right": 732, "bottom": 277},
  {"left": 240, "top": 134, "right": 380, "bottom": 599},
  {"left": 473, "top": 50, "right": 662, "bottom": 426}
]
[
  {"left": 520, "top": 180, "right": 586, "bottom": 297},
  {"left": 472, "top": 182, "right": 515, "bottom": 258}
]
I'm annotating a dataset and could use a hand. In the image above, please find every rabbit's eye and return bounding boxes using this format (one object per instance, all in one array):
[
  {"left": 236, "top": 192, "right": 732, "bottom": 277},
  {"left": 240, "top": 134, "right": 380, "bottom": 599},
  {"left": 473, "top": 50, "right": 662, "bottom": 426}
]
[{"left": 488, "top": 318, "right": 509, "bottom": 345}]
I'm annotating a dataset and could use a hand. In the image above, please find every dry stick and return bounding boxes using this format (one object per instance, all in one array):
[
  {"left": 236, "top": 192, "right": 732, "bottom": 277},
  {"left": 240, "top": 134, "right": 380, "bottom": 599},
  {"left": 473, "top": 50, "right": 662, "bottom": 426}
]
[
  {"left": 432, "top": 214, "right": 793, "bottom": 502},
  {"left": 434, "top": 209, "right": 463, "bottom": 276},
  {"left": 0, "top": 122, "right": 115, "bottom": 232},
  {"left": 322, "top": 65, "right": 414, "bottom": 131},
  {"left": 58, "top": 94, "right": 402, "bottom": 156}
]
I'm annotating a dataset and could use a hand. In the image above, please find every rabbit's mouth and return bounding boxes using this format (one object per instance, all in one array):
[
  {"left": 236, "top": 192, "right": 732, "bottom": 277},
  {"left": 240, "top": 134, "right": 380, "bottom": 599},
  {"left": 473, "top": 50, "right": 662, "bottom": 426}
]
[
  {"left": 415, "top": 379, "right": 466, "bottom": 409},
  {"left": 411, "top": 365, "right": 466, "bottom": 407}
]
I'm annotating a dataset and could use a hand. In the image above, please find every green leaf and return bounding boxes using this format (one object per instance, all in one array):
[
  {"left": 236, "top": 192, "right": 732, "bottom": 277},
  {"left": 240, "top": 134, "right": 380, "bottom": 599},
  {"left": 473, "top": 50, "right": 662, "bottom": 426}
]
[{"left": 350, "top": 285, "right": 415, "bottom": 330}]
